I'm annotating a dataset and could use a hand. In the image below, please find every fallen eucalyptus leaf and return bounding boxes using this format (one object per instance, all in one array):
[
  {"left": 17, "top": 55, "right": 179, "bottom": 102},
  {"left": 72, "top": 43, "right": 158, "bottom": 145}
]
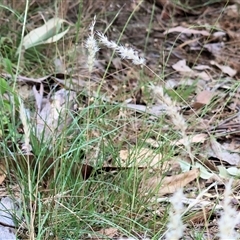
[
  {"left": 16, "top": 17, "right": 70, "bottom": 55},
  {"left": 142, "top": 168, "right": 199, "bottom": 196},
  {"left": 43, "top": 27, "right": 70, "bottom": 44},
  {"left": 209, "top": 138, "right": 240, "bottom": 165},
  {"left": 210, "top": 60, "right": 237, "bottom": 77}
]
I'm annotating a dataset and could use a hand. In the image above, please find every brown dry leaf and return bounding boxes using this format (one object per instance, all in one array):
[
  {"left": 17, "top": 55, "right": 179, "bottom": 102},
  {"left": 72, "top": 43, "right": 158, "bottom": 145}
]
[
  {"left": 196, "top": 90, "right": 214, "bottom": 105},
  {"left": 172, "top": 59, "right": 192, "bottom": 73},
  {"left": 190, "top": 133, "right": 208, "bottom": 144},
  {"left": 164, "top": 26, "right": 210, "bottom": 36},
  {"left": 119, "top": 148, "right": 181, "bottom": 174},
  {"left": 196, "top": 71, "right": 211, "bottom": 81},
  {"left": 175, "top": 133, "right": 208, "bottom": 146},
  {"left": 145, "top": 138, "right": 160, "bottom": 148},
  {"left": 97, "top": 228, "right": 118, "bottom": 238},
  {"left": 210, "top": 60, "right": 237, "bottom": 77},
  {"left": 143, "top": 168, "right": 200, "bottom": 196},
  {"left": 193, "top": 65, "right": 211, "bottom": 71},
  {"left": 208, "top": 138, "right": 240, "bottom": 166},
  {"left": 225, "top": 29, "right": 240, "bottom": 41},
  {"left": 224, "top": 3, "right": 239, "bottom": 17},
  {"left": 119, "top": 148, "right": 163, "bottom": 168},
  {"left": 172, "top": 60, "right": 210, "bottom": 80},
  {"left": 119, "top": 150, "right": 129, "bottom": 161},
  {"left": 0, "top": 163, "right": 6, "bottom": 185},
  {"left": 192, "top": 90, "right": 215, "bottom": 109}
]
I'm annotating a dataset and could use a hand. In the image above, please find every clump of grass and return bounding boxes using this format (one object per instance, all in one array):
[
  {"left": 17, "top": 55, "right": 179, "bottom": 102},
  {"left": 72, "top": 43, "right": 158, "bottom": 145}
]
[
  {"left": 2, "top": 2, "right": 238, "bottom": 239},
  {"left": 86, "top": 19, "right": 240, "bottom": 240}
]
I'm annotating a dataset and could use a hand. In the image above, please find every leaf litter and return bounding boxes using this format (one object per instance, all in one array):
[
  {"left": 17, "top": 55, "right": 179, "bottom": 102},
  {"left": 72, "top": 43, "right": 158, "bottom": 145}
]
[{"left": 0, "top": 0, "right": 240, "bottom": 239}]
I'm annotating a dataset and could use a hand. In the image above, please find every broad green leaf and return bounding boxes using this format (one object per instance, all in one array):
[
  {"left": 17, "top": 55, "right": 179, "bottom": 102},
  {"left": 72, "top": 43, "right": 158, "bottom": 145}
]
[
  {"left": 16, "top": 17, "right": 69, "bottom": 55},
  {"left": 218, "top": 166, "right": 231, "bottom": 179},
  {"left": 179, "top": 159, "right": 213, "bottom": 179},
  {"left": 42, "top": 27, "right": 70, "bottom": 44},
  {"left": 194, "top": 162, "right": 213, "bottom": 179},
  {"left": 226, "top": 167, "right": 240, "bottom": 178},
  {"left": 178, "top": 159, "right": 191, "bottom": 172}
]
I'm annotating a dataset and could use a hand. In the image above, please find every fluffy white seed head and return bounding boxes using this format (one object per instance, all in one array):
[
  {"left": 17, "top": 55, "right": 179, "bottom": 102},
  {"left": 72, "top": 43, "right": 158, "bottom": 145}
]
[
  {"left": 218, "top": 179, "right": 240, "bottom": 239},
  {"left": 167, "top": 107, "right": 188, "bottom": 132},
  {"left": 89, "top": 15, "right": 96, "bottom": 35},
  {"left": 153, "top": 86, "right": 174, "bottom": 107},
  {"left": 97, "top": 32, "right": 145, "bottom": 65},
  {"left": 166, "top": 189, "right": 185, "bottom": 240},
  {"left": 85, "top": 16, "right": 99, "bottom": 73},
  {"left": 153, "top": 86, "right": 187, "bottom": 132},
  {"left": 97, "top": 32, "right": 118, "bottom": 49}
]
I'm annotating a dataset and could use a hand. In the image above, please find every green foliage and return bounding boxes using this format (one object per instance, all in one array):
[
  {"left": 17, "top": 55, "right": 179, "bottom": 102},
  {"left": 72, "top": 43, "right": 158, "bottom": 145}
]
[
  {"left": 0, "top": 77, "right": 19, "bottom": 139},
  {"left": 0, "top": 37, "right": 15, "bottom": 60},
  {"left": 165, "top": 83, "right": 196, "bottom": 102},
  {"left": 1, "top": 58, "right": 14, "bottom": 75}
]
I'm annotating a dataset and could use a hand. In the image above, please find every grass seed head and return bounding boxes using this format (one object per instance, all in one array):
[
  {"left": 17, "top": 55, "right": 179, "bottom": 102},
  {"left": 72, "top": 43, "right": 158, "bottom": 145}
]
[
  {"left": 218, "top": 179, "right": 240, "bottom": 239},
  {"left": 97, "top": 32, "right": 145, "bottom": 65},
  {"left": 166, "top": 189, "right": 185, "bottom": 240},
  {"left": 85, "top": 16, "right": 99, "bottom": 73}
]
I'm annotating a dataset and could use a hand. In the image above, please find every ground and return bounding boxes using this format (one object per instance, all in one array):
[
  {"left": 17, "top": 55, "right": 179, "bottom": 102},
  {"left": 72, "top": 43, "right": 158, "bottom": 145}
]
[{"left": 0, "top": 0, "right": 240, "bottom": 239}]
